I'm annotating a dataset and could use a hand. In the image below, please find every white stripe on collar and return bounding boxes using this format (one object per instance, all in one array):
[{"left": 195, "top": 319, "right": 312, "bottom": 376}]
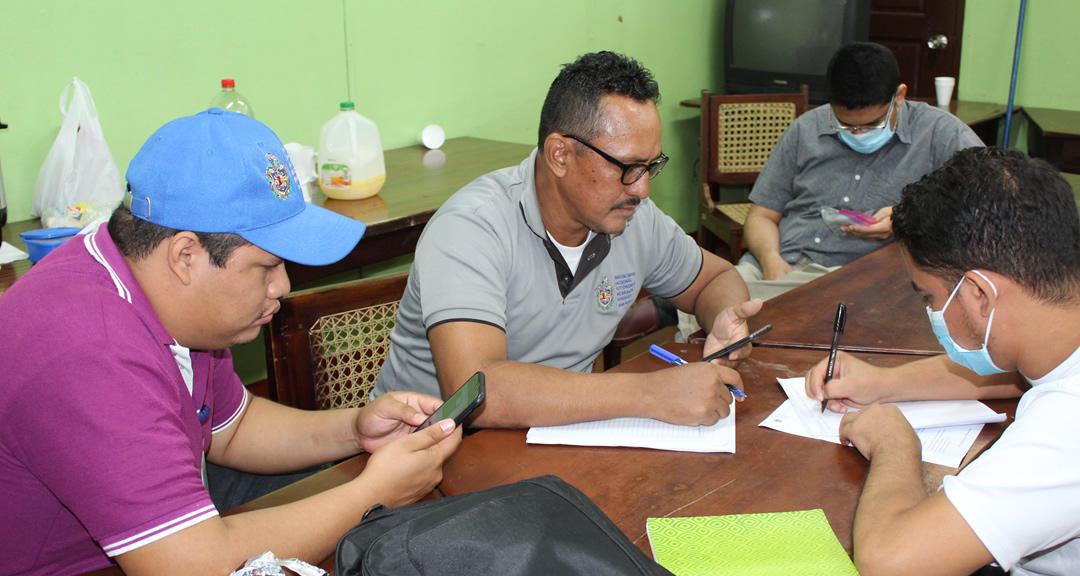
[{"left": 84, "top": 232, "right": 131, "bottom": 303}]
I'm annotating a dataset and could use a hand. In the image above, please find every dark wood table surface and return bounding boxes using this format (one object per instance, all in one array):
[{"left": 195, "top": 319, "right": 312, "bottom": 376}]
[
  {"left": 285, "top": 136, "right": 534, "bottom": 286},
  {"left": 0, "top": 218, "right": 39, "bottom": 298},
  {"left": 1023, "top": 106, "right": 1080, "bottom": 174},
  {"left": 749, "top": 242, "right": 943, "bottom": 356},
  {"left": 439, "top": 344, "right": 1016, "bottom": 557}
]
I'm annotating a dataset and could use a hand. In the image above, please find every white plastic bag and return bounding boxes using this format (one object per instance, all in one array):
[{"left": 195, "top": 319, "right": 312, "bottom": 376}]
[{"left": 32, "top": 77, "right": 124, "bottom": 219}]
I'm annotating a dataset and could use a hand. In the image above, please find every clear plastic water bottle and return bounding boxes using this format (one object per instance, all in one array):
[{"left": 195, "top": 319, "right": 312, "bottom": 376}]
[{"left": 208, "top": 79, "right": 254, "bottom": 117}]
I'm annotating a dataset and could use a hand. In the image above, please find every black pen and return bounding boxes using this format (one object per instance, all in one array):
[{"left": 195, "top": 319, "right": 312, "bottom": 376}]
[
  {"left": 700, "top": 324, "right": 773, "bottom": 363},
  {"left": 821, "top": 303, "right": 847, "bottom": 413}
]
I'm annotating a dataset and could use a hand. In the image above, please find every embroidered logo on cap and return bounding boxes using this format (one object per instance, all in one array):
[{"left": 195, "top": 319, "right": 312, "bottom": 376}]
[
  {"left": 595, "top": 276, "right": 614, "bottom": 310},
  {"left": 264, "top": 153, "right": 291, "bottom": 200}
]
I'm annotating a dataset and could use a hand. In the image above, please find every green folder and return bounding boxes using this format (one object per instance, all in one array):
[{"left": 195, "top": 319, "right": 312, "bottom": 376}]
[{"left": 646, "top": 509, "right": 859, "bottom": 576}]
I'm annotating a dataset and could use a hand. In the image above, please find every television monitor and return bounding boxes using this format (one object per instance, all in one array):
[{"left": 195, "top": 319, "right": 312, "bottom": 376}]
[{"left": 725, "top": 0, "right": 871, "bottom": 104}]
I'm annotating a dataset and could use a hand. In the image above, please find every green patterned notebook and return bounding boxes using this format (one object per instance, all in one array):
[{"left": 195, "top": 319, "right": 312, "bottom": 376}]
[{"left": 646, "top": 509, "right": 859, "bottom": 576}]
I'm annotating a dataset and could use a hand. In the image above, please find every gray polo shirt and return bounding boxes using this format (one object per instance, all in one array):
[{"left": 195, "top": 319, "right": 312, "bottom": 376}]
[
  {"left": 749, "top": 100, "right": 984, "bottom": 268},
  {"left": 374, "top": 149, "right": 703, "bottom": 399}
]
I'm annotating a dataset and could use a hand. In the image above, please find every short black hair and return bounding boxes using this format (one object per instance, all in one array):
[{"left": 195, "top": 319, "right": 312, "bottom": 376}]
[
  {"left": 893, "top": 147, "right": 1080, "bottom": 304},
  {"left": 537, "top": 51, "right": 660, "bottom": 149},
  {"left": 109, "top": 204, "right": 251, "bottom": 268},
  {"left": 826, "top": 42, "right": 900, "bottom": 109}
]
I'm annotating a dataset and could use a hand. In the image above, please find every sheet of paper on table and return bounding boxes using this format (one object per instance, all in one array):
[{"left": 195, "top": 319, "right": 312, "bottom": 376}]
[
  {"left": 760, "top": 399, "right": 983, "bottom": 467},
  {"left": 527, "top": 401, "right": 735, "bottom": 453},
  {"left": 0, "top": 242, "right": 29, "bottom": 265},
  {"left": 761, "top": 378, "right": 1005, "bottom": 468}
]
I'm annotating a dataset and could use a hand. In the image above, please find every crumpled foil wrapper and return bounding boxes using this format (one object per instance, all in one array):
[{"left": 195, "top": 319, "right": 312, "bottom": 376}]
[{"left": 230, "top": 551, "right": 328, "bottom": 576}]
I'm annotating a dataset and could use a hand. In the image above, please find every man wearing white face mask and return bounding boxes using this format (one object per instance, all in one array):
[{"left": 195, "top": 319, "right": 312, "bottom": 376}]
[
  {"left": 805, "top": 147, "right": 1080, "bottom": 576},
  {"left": 736, "top": 42, "right": 984, "bottom": 301}
]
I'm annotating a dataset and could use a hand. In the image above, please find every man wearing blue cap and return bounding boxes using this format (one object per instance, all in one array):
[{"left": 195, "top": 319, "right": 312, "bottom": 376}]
[{"left": 0, "top": 109, "right": 462, "bottom": 575}]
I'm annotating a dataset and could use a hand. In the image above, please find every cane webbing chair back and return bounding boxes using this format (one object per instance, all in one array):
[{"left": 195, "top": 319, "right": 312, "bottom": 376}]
[
  {"left": 698, "top": 90, "right": 809, "bottom": 259},
  {"left": 267, "top": 272, "right": 409, "bottom": 411}
]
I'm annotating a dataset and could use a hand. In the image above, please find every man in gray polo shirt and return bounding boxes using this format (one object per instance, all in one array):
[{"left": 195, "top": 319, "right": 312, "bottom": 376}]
[
  {"left": 739, "top": 42, "right": 983, "bottom": 301},
  {"left": 375, "top": 51, "right": 759, "bottom": 428}
]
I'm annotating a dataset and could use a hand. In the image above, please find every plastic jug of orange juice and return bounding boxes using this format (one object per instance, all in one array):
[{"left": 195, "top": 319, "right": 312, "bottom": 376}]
[{"left": 317, "top": 102, "right": 386, "bottom": 200}]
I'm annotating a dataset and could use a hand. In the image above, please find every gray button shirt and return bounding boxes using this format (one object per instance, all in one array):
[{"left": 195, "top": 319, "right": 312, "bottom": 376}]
[
  {"left": 374, "top": 150, "right": 702, "bottom": 399},
  {"left": 749, "top": 100, "right": 984, "bottom": 268}
]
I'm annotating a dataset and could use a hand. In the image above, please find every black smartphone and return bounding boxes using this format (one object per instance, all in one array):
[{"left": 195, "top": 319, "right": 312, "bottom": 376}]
[{"left": 414, "top": 371, "right": 486, "bottom": 432}]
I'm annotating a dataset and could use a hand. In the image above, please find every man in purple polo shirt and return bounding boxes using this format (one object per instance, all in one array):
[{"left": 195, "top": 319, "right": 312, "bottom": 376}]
[{"left": 0, "top": 109, "right": 462, "bottom": 575}]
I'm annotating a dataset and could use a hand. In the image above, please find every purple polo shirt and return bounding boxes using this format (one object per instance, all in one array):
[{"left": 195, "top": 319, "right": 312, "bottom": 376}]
[{"left": 0, "top": 225, "right": 247, "bottom": 575}]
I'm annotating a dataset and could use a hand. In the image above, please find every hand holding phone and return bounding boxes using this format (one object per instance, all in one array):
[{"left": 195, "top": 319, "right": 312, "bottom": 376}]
[{"left": 414, "top": 372, "right": 486, "bottom": 432}]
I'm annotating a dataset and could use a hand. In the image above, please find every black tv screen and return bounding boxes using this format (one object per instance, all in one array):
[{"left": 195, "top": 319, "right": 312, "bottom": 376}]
[{"left": 725, "top": 0, "right": 870, "bottom": 103}]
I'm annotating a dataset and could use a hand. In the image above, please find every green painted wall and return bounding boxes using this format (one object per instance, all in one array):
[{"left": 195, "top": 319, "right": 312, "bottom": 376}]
[
  {"left": 0, "top": 0, "right": 723, "bottom": 229},
  {"left": 1, "top": 0, "right": 1074, "bottom": 383},
  {"left": 960, "top": 0, "right": 1079, "bottom": 111}
]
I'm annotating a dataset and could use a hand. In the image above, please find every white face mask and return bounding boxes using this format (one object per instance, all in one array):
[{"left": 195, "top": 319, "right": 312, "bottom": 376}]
[{"left": 926, "top": 270, "right": 1006, "bottom": 376}]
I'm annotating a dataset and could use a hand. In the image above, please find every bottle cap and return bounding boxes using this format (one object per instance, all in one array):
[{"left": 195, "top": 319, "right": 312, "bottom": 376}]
[
  {"left": 340, "top": 102, "right": 355, "bottom": 111},
  {"left": 221, "top": 79, "right": 235, "bottom": 88}
]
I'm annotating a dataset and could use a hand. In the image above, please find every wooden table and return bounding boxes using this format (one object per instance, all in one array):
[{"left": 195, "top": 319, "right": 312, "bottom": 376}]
[
  {"left": 679, "top": 98, "right": 1014, "bottom": 146},
  {"left": 77, "top": 242, "right": 1016, "bottom": 574},
  {"left": 1024, "top": 107, "right": 1080, "bottom": 174},
  {"left": 440, "top": 345, "right": 1015, "bottom": 557},
  {"left": 285, "top": 137, "right": 534, "bottom": 286},
  {"left": 0, "top": 218, "right": 39, "bottom": 298},
  {"left": 82, "top": 347, "right": 1015, "bottom": 576},
  {"left": 749, "top": 242, "right": 943, "bottom": 356}
]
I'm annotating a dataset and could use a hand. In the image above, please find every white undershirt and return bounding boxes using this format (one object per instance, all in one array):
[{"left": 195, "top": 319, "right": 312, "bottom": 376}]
[{"left": 547, "top": 230, "right": 596, "bottom": 275}]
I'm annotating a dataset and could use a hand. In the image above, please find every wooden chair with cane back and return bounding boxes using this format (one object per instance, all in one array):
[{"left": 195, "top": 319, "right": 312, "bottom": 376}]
[
  {"left": 698, "top": 89, "right": 808, "bottom": 260},
  {"left": 265, "top": 272, "right": 409, "bottom": 411}
]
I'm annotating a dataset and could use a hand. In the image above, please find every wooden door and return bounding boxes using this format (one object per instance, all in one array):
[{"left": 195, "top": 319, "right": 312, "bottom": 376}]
[{"left": 869, "top": 0, "right": 966, "bottom": 100}]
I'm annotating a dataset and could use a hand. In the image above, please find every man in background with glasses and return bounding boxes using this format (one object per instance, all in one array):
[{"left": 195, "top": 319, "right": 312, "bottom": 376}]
[
  {"left": 738, "top": 42, "right": 983, "bottom": 301},
  {"left": 375, "top": 51, "right": 759, "bottom": 428}
]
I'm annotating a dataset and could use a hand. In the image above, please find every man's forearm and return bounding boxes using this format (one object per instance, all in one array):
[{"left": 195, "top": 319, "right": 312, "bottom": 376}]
[
  {"left": 693, "top": 267, "right": 751, "bottom": 334},
  {"left": 212, "top": 397, "right": 365, "bottom": 473},
  {"left": 851, "top": 442, "right": 928, "bottom": 571},
  {"left": 467, "top": 360, "right": 656, "bottom": 428},
  {"left": 743, "top": 212, "right": 783, "bottom": 266},
  {"left": 119, "top": 468, "right": 408, "bottom": 575},
  {"left": 879, "top": 355, "right": 1025, "bottom": 403}
]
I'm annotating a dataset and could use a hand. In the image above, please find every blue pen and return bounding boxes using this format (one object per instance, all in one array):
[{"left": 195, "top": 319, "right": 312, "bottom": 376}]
[{"left": 648, "top": 345, "right": 747, "bottom": 398}]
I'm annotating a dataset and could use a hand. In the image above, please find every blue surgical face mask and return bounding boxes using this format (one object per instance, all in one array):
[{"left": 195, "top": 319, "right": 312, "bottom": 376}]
[
  {"left": 926, "top": 270, "right": 1006, "bottom": 375},
  {"left": 838, "top": 121, "right": 895, "bottom": 154},
  {"left": 835, "top": 99, "right": 897, "bottom": 154}
]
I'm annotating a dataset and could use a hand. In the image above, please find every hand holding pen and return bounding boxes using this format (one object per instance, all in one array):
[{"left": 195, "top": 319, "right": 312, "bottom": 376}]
[
  {"left": 650, "top": 345, "right": 747, "bottom": 399},
  {"left": 821, "top": 303, "right": 847, "bottom": 413},
  {"left": 649, "top": 325, "right": 773, "bottom": 399}
]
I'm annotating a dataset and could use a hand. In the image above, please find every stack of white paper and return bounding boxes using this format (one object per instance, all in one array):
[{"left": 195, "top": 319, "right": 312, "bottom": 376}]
[
  {"left": 760, "top": 377, "right": 1006, "bottom": 467},
  {"left": 527, "top": 402, "right": 736, "bottom": 453}
]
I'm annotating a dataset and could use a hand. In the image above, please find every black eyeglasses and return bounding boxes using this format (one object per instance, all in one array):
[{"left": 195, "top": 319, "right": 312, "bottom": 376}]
[{"left": 563, "top": 134, "right": 669, "bottom": 185}]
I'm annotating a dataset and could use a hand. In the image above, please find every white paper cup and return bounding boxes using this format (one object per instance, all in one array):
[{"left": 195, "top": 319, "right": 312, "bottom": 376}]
[
  {"left": 418, "top": 124, "right": 445, "bottom": 149},
  {"left": 934, "top": 77, "right": 956, "bottom": 107}
]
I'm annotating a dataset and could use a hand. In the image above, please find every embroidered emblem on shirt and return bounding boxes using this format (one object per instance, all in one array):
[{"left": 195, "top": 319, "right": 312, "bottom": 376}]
[
  {"left": 265, "top": 153, "right": 291, "bottom": 200},
  {"left": 595, "top": 275, "right": 614, "bottom": 310}
]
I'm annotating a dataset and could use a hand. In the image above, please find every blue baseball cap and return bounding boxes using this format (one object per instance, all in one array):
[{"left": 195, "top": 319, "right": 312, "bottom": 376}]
[{"left": 125, "top": 108, "right": 365, "bottom": 266}]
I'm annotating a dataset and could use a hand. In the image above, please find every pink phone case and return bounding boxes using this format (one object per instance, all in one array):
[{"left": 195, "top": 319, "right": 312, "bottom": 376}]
[{"left": 837, "top": 209, "right": 876, "bottom": 226}]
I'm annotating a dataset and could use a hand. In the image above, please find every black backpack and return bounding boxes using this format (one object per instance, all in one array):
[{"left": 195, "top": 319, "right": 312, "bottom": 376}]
[{"left": 335, "top": 475, "right": 674, "bottom": 576}]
